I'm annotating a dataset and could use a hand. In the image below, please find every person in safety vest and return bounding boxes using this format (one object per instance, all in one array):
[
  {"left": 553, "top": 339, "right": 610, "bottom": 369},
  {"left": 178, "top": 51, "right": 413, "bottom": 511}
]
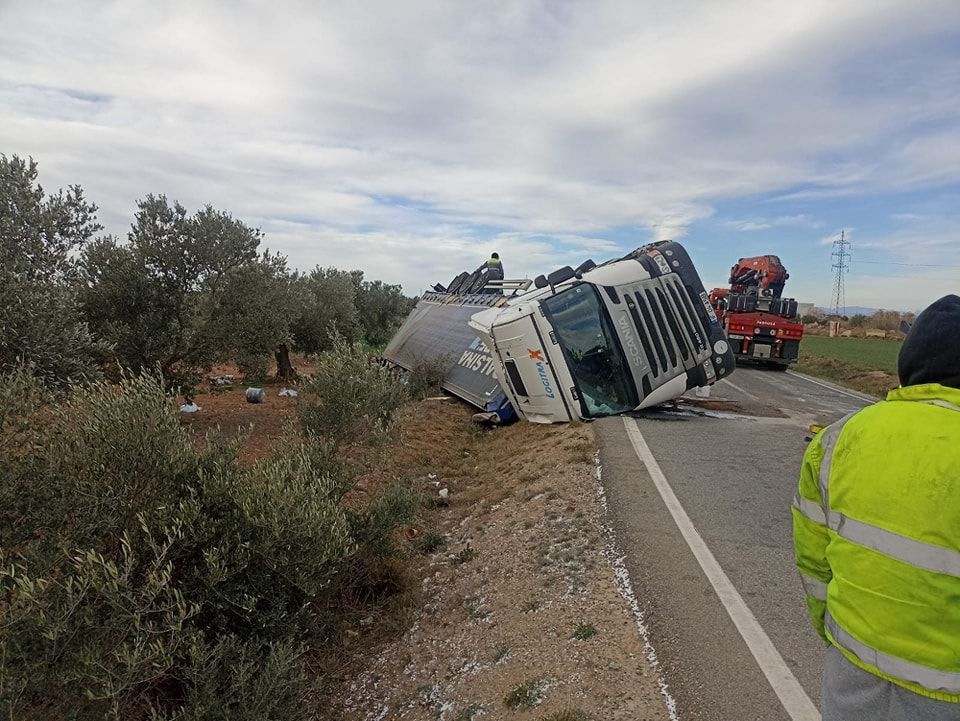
[
  {"left": 485, "top": 252, "right": 504, "bottom": 281},
  {"left": 793, "top": 294, "right": 960, "bottom": 720}
]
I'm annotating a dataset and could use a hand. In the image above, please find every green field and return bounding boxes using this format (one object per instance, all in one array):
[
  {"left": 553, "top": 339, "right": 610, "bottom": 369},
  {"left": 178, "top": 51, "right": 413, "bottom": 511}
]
[{"left": 799, "top": 335, "right": 901, "bottom": 374}]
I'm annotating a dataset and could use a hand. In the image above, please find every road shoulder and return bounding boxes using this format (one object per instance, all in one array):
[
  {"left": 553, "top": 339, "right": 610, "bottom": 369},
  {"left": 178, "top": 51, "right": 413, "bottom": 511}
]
[
  {"left": 595, "top": 415, "right": 796, "bottom": 721},
  {"left": 336, "top": 403, "right": 672, "bottom": 721}
]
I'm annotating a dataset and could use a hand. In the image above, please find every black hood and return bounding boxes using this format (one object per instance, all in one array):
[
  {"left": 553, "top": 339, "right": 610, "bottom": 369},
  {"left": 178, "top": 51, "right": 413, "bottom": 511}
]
[{"left": 898, "top": 294, "right": 960, "bottom": 389}]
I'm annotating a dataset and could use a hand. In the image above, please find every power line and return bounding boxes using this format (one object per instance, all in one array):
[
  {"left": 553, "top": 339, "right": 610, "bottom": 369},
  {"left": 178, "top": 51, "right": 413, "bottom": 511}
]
[
  {"left": 850, "top": 271, "right": 960, "bottom": 281},
  {"left": 830, "top": 230, "right": 851, "bottom": 316},
  {"left": 855, "top": 260, "right": 960, "bottom": 269}
]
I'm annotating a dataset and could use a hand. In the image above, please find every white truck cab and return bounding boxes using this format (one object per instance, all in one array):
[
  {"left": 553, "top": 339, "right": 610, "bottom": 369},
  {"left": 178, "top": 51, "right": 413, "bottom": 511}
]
[{"left": 468, "top": 241, "right": 736, "bottom": 423}]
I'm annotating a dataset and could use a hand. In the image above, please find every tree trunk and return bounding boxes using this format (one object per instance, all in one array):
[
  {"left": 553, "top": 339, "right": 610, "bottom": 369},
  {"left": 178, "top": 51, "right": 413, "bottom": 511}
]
[{"left": 275, "top": 343, "right": 297, "bottom": 381}]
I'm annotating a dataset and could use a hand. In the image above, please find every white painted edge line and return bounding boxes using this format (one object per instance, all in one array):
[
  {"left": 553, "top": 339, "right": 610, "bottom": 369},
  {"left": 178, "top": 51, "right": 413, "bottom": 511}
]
[
  {"left": 594, "top": 453, "right": 680, "bottom": 721},
  {"left": 786, "top": 369, "right": 877, "bottom": 404},
  {"left": 622, "top": 417, "right": 820, "bottom": 721},
  {"left": 719, "top": 377, "right": 760, "bottom": 402}
]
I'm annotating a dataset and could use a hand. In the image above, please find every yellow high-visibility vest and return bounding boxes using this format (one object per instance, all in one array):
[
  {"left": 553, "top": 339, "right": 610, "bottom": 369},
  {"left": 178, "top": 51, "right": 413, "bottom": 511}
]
[{"left": 793, "top": 382, "right": 960, "bottom": 701}]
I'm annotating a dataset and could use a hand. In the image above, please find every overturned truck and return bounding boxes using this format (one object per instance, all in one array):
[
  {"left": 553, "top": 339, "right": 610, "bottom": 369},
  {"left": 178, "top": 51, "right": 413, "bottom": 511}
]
[{"left": 384, "top": 241, "right": 736, "bottom": 424}]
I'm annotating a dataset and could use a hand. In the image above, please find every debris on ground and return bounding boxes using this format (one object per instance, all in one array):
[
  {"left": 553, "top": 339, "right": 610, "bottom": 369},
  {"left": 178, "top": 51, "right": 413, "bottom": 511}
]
[
  {"left": 179, "top": 397, "right": 201, "bottom": 413},
  {"left": 208, "top": 373, "right": 237, "bottom": 386},
  {"left": 245, "top": 387, "right": 265, "bottom": 403}
]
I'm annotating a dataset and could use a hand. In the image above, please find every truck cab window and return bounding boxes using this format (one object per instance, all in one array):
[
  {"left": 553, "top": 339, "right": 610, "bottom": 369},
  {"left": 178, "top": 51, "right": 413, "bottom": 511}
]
[{"left": 542, "top": 285, "right": 638, "bottom": 417}]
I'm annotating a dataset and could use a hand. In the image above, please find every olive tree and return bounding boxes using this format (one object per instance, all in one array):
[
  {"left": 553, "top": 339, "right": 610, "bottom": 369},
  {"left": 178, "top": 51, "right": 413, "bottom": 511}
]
[
  {"left": 354, "top": 276, "right": 416, "bottom": 347},
  {"left": 79, "top": 196, "right": 267, "bottom": 380},
  {"left": 210, "top": 252, "right": 305, "bottom": 381},
  {"left": 289, "top": 267, "right": 360, "bottom": 348},
  {"left": 0, "top": 154, "right": 103, "bottom": 388}
]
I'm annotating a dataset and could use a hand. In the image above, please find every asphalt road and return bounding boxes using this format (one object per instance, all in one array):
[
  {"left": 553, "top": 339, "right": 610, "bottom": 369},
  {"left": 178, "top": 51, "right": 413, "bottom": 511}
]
[{"left": 595, "top": 367, "right": 875, "bottom": 721}]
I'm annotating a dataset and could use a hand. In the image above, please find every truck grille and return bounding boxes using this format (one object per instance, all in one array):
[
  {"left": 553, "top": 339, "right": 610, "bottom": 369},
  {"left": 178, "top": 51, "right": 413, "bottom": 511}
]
[{"left": 624, "top": 275, "right": 710, "bottom": 381}]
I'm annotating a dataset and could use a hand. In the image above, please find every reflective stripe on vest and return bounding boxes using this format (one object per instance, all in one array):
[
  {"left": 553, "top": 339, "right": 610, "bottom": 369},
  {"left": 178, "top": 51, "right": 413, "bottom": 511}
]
[
  {"left": 826, "top": 612, "right": 960, "bottom": 694},
  {"left": 921, "top": 399, "right": 960, "bottom": 413},
  {"left": 792, "top": 497, "right": 960, "bottom": 578},
  {"left": 800, "top": 573, "right": 828, "bottom": 601},
  {"left": 793, "top": 492, "right": 825, "bottom": 525},
  {"left": 828, "top": 511, "right": 960, "bottom": 577},
  {"left": 818, "top": 412, "right": 857, "bottom": 510}
]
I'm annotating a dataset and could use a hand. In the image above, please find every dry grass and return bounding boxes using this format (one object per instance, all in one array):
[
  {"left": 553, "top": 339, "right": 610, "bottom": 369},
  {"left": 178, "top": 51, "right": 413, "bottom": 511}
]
[
  {"left": 335, "top": 402, "right": 668, "bottom": 720},
  {"left": 794, "top": 354, "right": 897, "bottom": 398},
  {"left": 188, "top": 377, "right": 665, "bottom": 721},
  {"left": 795, "top": 336, "right": 901, "bottom": 398}
]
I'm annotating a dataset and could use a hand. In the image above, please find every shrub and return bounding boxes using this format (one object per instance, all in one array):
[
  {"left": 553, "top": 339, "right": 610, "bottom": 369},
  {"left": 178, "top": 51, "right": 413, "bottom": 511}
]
[
  {"left": 40, "top": 373, "right": 196, "bottom": 546},
  {"left": 415, "top": 531, "right": 448, "bottom": 555},
  {"left": 0, "top": 364, "right": 48, "bottom": 460},
  {"left": 0, "top": 369, "right": 411, "bottom": 721},
  {"left": 1, "top": 524, "right": 201, "bottom": 719},
  {"left": 407, "top": 354, "right": 449, "bottom": 399},
  {"left": 236, "top": 353, "right": 271, "bottom": 383},
  {"left": 297, "top": 333, "right": 409, "bottom": 443},
  {"left": 318, "top": 483, "right": 419, "bottom": 632},
  {"left": 346, "top": 483, "right": 419, "bottom": 561},
  {"left": 504, "top": 679, "right": 548, "bottom": 709},
  {"left": 572, "top": 622, "right": 598, "bottom": 640}
]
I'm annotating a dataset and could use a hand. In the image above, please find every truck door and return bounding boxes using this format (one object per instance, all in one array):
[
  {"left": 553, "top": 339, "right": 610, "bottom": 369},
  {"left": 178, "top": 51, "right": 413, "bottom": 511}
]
[{"left": 491, "top": 314, "right": 575, "bottom": 423}]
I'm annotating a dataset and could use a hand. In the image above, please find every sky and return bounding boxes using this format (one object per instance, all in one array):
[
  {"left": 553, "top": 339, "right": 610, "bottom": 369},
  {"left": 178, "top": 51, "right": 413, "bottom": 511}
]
[{"left": 2, "top": 0, "right": 960, "bottom": 311}]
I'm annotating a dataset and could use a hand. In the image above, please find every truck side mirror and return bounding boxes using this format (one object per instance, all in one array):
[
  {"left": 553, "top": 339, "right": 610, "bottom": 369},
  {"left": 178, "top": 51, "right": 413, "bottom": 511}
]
[
  {"left": 534, "top": 275, "right": 549, "bottom": 289},
  {"left": 575, "top": 259, "right": 596, "bottom": 274},
  {"left": 547, "top": 266, "right": 576, "bottom": 286}
]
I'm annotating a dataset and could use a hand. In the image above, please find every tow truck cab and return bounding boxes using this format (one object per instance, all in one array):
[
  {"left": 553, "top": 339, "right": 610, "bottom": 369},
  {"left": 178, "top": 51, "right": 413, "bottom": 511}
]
[{"left": 468, "top": 241, "right": 736, "bottom": 423}]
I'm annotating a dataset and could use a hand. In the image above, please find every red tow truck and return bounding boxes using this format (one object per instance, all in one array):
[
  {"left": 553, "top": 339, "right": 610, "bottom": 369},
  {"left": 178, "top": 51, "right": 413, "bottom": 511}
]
[{"left": 708, "top": 255, "right": 803, "bottom": 369}]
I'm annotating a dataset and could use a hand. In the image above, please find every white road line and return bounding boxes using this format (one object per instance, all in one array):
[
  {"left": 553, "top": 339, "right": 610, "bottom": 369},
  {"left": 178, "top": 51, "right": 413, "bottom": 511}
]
[
  {"left": 720, "top": 377, "right": 760, "bottom": 402},
  {"left": 786, "top": 370, "right": 875, "bottom": 404},
  {"left": 622, "top": 417, "right": 820, "bottom": 721}
]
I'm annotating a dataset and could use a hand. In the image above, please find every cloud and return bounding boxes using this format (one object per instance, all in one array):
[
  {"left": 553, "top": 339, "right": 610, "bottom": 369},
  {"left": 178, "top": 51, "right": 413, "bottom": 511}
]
[
  {"left": 723, "top": 214, "right": 820, "bottom": 231},
  {"left": 260, "top": 223, "right": 617, "bottom": 294},
  {"left": 2, "top": 0, "right": 960, "bottom": 296},
  {"left": 819, "top": 230, "right": 853, "bottom": 246}
]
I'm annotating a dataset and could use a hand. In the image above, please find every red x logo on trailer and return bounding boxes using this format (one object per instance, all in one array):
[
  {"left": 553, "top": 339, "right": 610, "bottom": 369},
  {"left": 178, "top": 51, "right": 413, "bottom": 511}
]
[{"left": 528, "top": 349, "right": 545, "bottom": 361}]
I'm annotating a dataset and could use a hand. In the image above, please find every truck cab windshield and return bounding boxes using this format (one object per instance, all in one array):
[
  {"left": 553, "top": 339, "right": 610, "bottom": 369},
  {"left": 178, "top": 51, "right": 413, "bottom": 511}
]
[{"left": 542, "top": 285, "right": 638, "bottom": 417}]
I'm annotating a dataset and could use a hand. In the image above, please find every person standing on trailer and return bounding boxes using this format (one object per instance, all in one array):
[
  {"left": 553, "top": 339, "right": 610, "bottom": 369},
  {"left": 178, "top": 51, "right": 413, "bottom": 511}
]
[{"left": 485, "top": 252, "right": 504, "bottom": 281}]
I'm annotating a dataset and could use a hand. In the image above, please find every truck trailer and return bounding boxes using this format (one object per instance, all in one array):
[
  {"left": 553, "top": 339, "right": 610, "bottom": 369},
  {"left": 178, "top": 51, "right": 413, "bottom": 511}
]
[{"left": 384, "top": 241, "right": 736, "bottom": 424}]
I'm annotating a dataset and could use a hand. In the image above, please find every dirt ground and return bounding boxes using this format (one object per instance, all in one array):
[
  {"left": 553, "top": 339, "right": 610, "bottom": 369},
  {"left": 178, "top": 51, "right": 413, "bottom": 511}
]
[
  {"left": 183, "top": 374, "right": 671, "bottom": 721},
  {"left": 336, "top": 402, "right": 671, "bottom": 721}
]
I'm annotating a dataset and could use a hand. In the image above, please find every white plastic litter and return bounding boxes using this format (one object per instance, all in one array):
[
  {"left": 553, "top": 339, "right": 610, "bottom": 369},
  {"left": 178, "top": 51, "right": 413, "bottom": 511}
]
[
  {"left": 278, "top": 388, "right": 298, "bottom": 397},
  {"left": 245, "top": 387, "right": 266, "bottom": 403},
  {"left": 438, "top": 487, "right": 449, "bottom": 500},
  {"left": 179, "top": 402, "right": 201, "bottom": 413}
]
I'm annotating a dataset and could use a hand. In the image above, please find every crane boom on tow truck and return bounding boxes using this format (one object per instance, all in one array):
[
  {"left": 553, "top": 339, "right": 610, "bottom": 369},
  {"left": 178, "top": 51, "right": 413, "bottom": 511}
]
[{"left": 708, "top": 255, "right": 804, "bottom": 369}]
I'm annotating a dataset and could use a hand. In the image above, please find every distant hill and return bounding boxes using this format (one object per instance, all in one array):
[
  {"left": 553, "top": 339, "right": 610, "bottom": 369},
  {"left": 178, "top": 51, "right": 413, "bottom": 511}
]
[
  {"left": 814, "top": 305, "right": 910, "bottom": 316},
  {"left": 812, "top": 305, "right": 877, "bottom": 316},
  {"left": 843, "top": 306, "right": 881, "bottom": 317}
]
